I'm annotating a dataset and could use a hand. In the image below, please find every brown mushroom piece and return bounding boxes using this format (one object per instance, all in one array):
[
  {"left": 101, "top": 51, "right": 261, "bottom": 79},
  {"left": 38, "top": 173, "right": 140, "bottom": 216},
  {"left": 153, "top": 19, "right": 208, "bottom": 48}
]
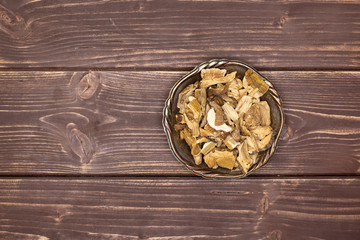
[
  {"left": 209, "top": 101, "right": 225, "bottom": 126},
  {"left": 237, "top": 143, "right": 253, "bottom": 174},
  {"left": 235, "top": 95, "right": 253, "bottom": 114},
  {"left": 177, "top": 83, "right": 197, "bottom": 114},
  {"left": 222, "top": 102, "right": 239, "bottom": 122},
  {"left": 200, "top": 71, "right": 236, "bottom": 88},
  {"left": 250, "top": 126, "right": 272, "bottom": 141},
  {"left": 258, "top": 101, "right": 271, "bottom": 126},
  {"left": 227, "top": 80, "right": 242, "bottom": 101},
  {"left": 204, "top": 150, "right": 235, "bottom": 170},
  {"left": 193, "top": 154, "right": 202, "bottom": 165},
  {"left": 231, "top": 120, "right": 242, "bottom": 141},
  {"left": 184, "top": 111, "right": 200, "bottom": 137},
  {"left": 201, "top": 68, "right": 226, "bottom": 80},
  {"left": 257, "top": 133, "right": 272, "bottom": 151},
  {"left": 243, "top": 69, "right": 269, "bottom": 96},
  {"left": 244, "top": 103, "right": 262, "bottom": 127},
  {"left": 207, "top": 108, "right": 232, "bottom": 132}
]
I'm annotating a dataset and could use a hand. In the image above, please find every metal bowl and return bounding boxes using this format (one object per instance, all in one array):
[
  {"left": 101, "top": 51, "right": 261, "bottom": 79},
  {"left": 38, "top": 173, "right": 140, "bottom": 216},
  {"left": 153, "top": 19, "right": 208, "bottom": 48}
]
[{"left": 163, "top": 59, "right": 284, "bottom": 179}]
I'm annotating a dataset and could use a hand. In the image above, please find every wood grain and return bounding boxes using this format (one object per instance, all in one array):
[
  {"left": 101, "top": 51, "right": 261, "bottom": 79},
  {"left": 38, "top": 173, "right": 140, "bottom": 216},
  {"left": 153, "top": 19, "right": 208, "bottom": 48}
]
[
  {"left": 0, "top": 178, "right": 359, "bottom": 239},
  {"left": 0, "top": 71, "right": 359, "bottom": 175},
  {"left": 0, "top": 0, "right": 359, "bottom": 69}
]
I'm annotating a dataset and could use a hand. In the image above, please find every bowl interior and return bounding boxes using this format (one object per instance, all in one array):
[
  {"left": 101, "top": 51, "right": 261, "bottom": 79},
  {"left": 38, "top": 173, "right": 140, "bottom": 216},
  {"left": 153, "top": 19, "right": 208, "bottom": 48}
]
[{"left": 165, "top": 61, "right": 283, "bottom": 178}]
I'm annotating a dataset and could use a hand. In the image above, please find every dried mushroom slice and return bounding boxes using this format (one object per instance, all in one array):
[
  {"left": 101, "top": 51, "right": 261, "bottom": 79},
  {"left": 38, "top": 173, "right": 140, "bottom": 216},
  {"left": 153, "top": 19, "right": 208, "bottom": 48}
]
[
  {"left": 191, "top": 142, "right": 201, "bottom": 154},
  {"left": 204, "top": 150, "right": 235, "bottom": 170},
  {"left": 200, "top": 70, "right": 236, "bottom": 88},
  {"left": 177, "top": 83, "right": 197, "bottom": 113},
  {"left": 244, "top": 136, "right": 259, "bottom": 153},
  {"left": 236, "top": 95, "right": 253, "bottom": 114},
  {"left": 183, "top": 129, "right": 196, "bottom": 145},
  {"left": 201, "top": 141, "right": 216, "bottom": 155},
  {"left": 244, "top": 102, "right": 272, "bottom": 127},
  {"left": 257, "top": 133, "right": 272, "bottom": 150},
  {"left": 224, "top": 135, "right": 240, "bottom": 150},
  {"left": 193, "top": 154, "right": 202, "bottom": 165},
  {"left": 227, "top": 80, "right": 241, "bottom": 100},
  {"left": 184, "top": 112, "right": 200, "bottom": 137},
  {"left": 207, "top": 108, "right": 232, "bottom": 132},
  {"left": 209, "top": 101, "right": 225, "bottom": 126},
  {"left": 258, "top": 101, "right": 271, "bottom": 126},
  {"left": 201, "top": 68, "right": 226, "bottom": 80},
  {"left": 196, "top": 137, "right": 210, "bottom": 144},
  {"left": 216, "top": 156, "right": 235, "bottom": 170},
  {"left": 187, "top": 96, "right": 202, "bottom": 121},
  {"left": 222, "top": 102, "right": 239, "bottom": 122},
  {"left": 204, "top": 154, "right": 216, "bottom": 169},
  {"left": 231, "top": 120, "right": 242, "bottom": 141},
  {"left": 237, "top": 143, "right": 252, "bottom": 174},
  {"left": 243, "top": 69, "right": 269, "bottom": 96},
  {"left": 250, "top": 126, "right": 272, "bottom": 141},
  {"left": 244, "top": 103, "right": 262, "bottom": 127}
]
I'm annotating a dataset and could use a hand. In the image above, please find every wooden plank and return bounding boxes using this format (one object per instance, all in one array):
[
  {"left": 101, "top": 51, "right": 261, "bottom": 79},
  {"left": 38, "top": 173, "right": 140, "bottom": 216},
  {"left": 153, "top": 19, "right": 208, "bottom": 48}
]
[
  {"left": 0, "top": 71, "right": 359, "bottom": 175},
  {"left": 0, "top": 0, "right": 359, "bottom": 69},
  {"left": 0, "top": 178, "right": 359, "bottom": 239}
]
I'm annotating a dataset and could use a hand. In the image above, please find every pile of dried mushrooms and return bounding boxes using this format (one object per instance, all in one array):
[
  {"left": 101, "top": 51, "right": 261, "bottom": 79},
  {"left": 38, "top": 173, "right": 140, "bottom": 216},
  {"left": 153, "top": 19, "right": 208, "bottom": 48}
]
[{"left": 175, "top": 68, "right": 273, "bottom": 174}]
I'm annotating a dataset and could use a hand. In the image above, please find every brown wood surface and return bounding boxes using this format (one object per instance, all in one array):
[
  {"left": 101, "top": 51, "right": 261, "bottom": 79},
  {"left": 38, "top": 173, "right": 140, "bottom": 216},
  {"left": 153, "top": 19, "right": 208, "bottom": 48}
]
[
  {"left": 1, "top": 0, "right": 359, "bottom": 239},
  {"left": 0, "top": 71, "right": 359, "bottom": 175},
  {"left": 0, "top": 0, "right": 359, "bottom": 70},
  {"left": 0, "top": 177, "right": 359, "bottom": 240}
]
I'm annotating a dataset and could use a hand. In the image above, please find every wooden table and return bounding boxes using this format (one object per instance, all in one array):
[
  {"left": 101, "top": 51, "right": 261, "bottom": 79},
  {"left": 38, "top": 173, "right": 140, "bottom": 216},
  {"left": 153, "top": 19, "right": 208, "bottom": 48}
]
[{"left": 0, "top": 0, "right": 359, "bottom": 239}]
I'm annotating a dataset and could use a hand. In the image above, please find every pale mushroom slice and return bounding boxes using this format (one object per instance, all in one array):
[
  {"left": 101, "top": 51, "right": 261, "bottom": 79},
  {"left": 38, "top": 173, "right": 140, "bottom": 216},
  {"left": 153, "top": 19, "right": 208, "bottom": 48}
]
[
  {"left": 222, "top": 102, "right": 239, "bottom": 122},
  {"left": 244, "top": 136, "right": 259, "bottom": 153},
  {"left": 249, "top": 126, "right": 273, "bottom": 151},
  {"left": 180, "top": 128, "right": 196, "bottom": 147},
  {"left": 201, "top": 141, "right": 216, "bottom": 155},
  {"left": 257, "top": 133, "right": 272, "bottom": 151},
  {"left": 237, "top": 143, "right": 253, "bottom": 174},
  {"left": 200, "top": 126, "right": 215, "bottom": 138},
  {"left": 249, "top": 152, "right": 258, "bottom": 165},
  {"left": 199, "top": 88, "right": 207, "bottom": 118},
  {"left": 201, "top": 68, "right": 226, "bottom": 80},
  {"left": 248, "top": 87, "right": 263, "bottom": 99},
  {"left": 177, "top": 83, "right": 197, "bottom": 114},
  {"left": 238, "top": 88, "right": 247, "bottom": 99},
  {"left": 227, "top": 80, "right": 242, "bottom": 100},
  {"left": 184, "top": 111, "right": 200, "bottom": 137},
  {"left": 209, "top": 101, "right": 225, "bottom": 126},
  {"left": 200, "top": 103, "right": 211, "bottom": 128},
  {"left": 249, "top": 126, "right": 272, "bottom": 141},
  {"left": 207, "top": 84, "right": 229, "bottom": 97},
  {"left": 207, "top": 108, "right": 232, "bottom": 132},
  {"left": 191, "top": 143, "right": 201, "bottom": 156},
  {"left": 224, "top": 135, "right": 240, "bottom": 150},
  {"left": 200, "top": 71, "right": 237, "bottom": 88},
  {"left": 231, "top": 120, "right": 242, "bottom": 142},
  {"left": 193, "top": 154, "right": 202, "bottom": 165},
  {"left": 235, "top": 95, "right": 253, "bottom": 114},
  {"left": 258, "top": 101, "right": 271, "bottom": 126}
]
